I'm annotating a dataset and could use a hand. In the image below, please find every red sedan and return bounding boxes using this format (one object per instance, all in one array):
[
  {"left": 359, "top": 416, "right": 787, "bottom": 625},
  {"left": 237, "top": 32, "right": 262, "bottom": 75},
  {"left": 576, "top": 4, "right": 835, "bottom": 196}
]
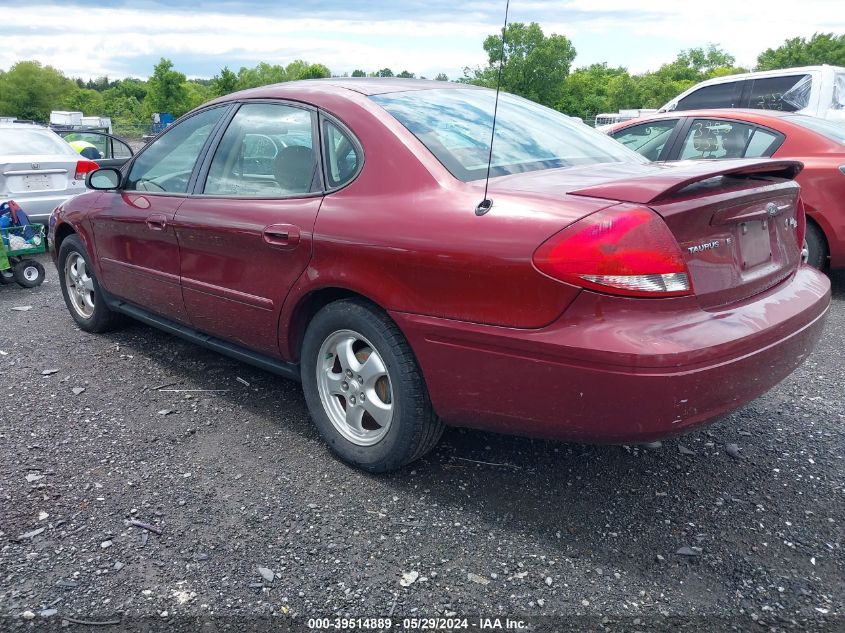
[
  {"left": 608, "top": 109, "right": 845, "bottom": 269},
  {"left": 49, "top": 80, "right": 830, "bottom": 472}
]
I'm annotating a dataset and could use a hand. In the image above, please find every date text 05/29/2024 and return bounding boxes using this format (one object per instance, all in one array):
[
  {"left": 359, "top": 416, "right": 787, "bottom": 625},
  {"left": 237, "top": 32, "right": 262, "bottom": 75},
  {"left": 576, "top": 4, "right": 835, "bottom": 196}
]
[{"left": 306, "top": 617, "right": 528, "bottom": 630}]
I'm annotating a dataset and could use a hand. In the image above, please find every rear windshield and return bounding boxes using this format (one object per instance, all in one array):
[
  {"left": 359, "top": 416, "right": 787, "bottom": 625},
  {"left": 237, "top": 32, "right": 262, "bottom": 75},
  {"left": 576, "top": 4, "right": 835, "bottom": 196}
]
[
  {"left": 371, "top": 88, "right": 644, "bottom": 181},
  {"left": 789, "top": 114, "right": 845, "bottom": 145},
  {"left": 0, "top": 128, "right": 76, "bottom": 156}
]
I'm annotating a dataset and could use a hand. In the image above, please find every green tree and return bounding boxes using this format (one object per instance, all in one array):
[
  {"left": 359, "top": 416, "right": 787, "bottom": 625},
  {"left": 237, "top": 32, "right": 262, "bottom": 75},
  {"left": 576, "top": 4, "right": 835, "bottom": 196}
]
[
  {"left": 434, "top": 72, "right": 449, "bottom": 81},
  {"left": 463, "top": 22, "right": 576, "bottom": 107},
  {"left": 558, "top": 63, "right": 629, "bottom": 120},
  {"left": 145, "top": 58, "right": 189, "bottom": 116},
  {"left": 62, "top": 87, "right": 104, "bottom": 114},
  {"left": 235, "top": 62, "right": 286, "bottom": 90},
  {"left": 756, "top": 33, "right": 845, "bottom": 70},
  {"left": 295, "top": 63, "right": 331, "bottom": 80},
  {"left": 0, "top": 60, "right": 75, "bottom": 120},
  {"left": 397, "top": 70, "right": 415, "bottom": 78},
  {"left": 375, "top": 68, "right": 394, "bottom": 77},
  {"left": 184, "top": 81, "right": 212, "bottom": 111},
  {"left": 351, "top": 69, "right": 367, "bottom": 77},
  {"left": 210, "top": 66, "right": 238, "bottom": 96}
]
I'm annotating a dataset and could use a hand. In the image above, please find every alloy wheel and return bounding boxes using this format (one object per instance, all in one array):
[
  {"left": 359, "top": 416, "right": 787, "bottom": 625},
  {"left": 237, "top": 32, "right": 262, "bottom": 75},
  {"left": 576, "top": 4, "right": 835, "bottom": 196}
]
[
  {"left": 316, "top": 329, "right": 395, "bottom": 446},
  {"left": 64, "top": 252, "right": 96, "bottom": 319}
]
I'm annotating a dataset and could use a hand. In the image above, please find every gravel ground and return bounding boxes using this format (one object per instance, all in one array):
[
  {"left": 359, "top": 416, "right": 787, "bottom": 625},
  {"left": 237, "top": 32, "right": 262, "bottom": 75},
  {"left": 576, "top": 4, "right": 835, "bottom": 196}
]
[{"left": 1, "top": 254, "right": 843, "bottom": 632}]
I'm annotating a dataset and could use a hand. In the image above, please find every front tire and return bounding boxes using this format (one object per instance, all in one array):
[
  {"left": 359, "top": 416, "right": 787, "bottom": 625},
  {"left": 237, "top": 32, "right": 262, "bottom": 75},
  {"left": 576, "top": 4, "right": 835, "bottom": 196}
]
[
  {"left": 58, "top": 234, "right": 122, "bottom": 333},
  {"left": 804, "top": 222, "right": 827, "bottom": 270},
  {"left": 301, "top": 298, "right": 443, "bottom": 472}
]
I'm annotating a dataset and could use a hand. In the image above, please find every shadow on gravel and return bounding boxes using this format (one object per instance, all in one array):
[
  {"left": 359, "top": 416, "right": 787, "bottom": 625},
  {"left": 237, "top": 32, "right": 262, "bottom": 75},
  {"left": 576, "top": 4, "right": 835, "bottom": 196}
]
[{"left": 94, "top": 314, "right": 779, "bottom": 555}]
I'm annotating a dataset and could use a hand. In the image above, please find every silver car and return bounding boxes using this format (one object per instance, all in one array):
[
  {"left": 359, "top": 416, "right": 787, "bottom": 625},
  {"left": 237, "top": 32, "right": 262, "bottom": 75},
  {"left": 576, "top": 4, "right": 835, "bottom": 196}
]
[{"left": 1, "top": 123, "right": 95, "bottom": 226}]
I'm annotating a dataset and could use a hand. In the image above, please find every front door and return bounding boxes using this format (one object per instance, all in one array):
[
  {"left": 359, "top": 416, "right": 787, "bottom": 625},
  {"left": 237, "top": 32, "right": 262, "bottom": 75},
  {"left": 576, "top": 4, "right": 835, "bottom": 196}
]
[
  {"left": 90, "top": 106, "right": 228, "bottom": 323},
  {"left": 174, "top": 102, "right": 324, "bottom": 356}
]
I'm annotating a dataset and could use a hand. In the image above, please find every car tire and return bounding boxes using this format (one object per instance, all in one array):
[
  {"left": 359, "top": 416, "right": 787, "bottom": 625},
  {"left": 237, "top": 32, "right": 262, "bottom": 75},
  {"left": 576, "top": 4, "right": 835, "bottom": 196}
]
[
  {"left": 301, "top": 298, "right": 444, "bottom": 472},
  {"left": 13, "top": 259, "right": 45, "bottom": 288},
  {"left": 58, "top": 234, "right": 122, "bottom": 333},
  {"left": 804, "top": 222, "right": 827, "bottom": 270}
]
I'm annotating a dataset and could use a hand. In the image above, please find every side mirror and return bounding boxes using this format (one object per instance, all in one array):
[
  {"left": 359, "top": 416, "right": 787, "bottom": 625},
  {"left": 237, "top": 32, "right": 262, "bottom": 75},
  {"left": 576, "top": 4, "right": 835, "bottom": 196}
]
[{"left": 87, "top": 168, "right": 122, "bottom": 190}]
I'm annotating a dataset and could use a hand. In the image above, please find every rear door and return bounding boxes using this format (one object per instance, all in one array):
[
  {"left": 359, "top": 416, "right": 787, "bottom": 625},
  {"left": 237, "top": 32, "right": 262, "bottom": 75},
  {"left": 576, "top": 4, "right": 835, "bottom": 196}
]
[
  {"left": 89, "top": 106, "right": 229, "bottom": 323},
  {"left": 173, "top": 101, "right": 327, "bottom": 355}
]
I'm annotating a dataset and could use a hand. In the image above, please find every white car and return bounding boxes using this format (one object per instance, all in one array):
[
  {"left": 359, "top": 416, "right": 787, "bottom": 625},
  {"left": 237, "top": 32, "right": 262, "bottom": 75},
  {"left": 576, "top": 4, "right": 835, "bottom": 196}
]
[
  {"left": 660, "top": 65, "right": 845, "bottom": 124},
  {"left": 0, "top": 122, "right": 98, "bottom": 226}
]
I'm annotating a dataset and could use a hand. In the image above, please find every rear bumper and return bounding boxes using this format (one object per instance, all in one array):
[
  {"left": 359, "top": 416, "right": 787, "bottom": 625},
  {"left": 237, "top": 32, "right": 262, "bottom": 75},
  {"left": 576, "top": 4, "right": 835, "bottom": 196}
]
[{"left": 392, "top": 266, "right": 830, "bottom": 443}]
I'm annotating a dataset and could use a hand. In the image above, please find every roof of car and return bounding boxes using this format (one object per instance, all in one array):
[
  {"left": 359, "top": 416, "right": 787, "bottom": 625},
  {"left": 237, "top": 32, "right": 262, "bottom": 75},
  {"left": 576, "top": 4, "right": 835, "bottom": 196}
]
[
  {"left": 0, "top": 121, "right": 49, "bottom": 129},
  {"left": 610, "top": 109, "right": 805, "bottom": 130},
  {"left": 216, "top": 77, "right": 480, "bottom": 101}
]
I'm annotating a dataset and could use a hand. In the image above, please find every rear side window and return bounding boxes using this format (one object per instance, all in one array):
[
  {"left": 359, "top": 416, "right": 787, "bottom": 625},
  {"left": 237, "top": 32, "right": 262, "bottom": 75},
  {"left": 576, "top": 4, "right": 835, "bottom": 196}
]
[
  {"left": 748, "top": 74, "right": 812, "bottom": 111},
  {"left": 744, "top": 127, "right": 783, "bottom": 157},
  {"left": 676, "top": 81, "right": 743, "bottom": 110},
  {"left": 322, "top": 120, "right": 361, "bottom": 188},
  {"left": 611, "top": 120, "right": 677, "bottom": 161},
  {"left": 833, "top": 73, "right": 845, "bottom": 109}
]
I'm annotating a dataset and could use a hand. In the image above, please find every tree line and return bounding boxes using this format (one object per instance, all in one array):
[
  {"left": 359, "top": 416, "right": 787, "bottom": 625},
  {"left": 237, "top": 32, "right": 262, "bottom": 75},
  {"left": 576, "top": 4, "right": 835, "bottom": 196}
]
[{"left": 0, "top": 29, "right": 842, "bottom": 133}]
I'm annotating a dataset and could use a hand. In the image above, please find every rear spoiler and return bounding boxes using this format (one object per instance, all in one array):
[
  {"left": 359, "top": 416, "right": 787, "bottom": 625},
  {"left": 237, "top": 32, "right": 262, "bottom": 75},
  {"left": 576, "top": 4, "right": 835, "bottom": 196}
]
[{"left": 570, "top": 159, "right": 803, "bottom": 205}]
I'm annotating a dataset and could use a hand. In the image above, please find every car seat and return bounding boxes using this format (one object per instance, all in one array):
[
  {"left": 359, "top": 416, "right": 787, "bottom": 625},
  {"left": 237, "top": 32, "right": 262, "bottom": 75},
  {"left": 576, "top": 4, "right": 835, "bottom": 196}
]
[
  {"left": 275, "top": 146, "right": 317, "bottom": 193},
  {"left": 721, "top": 127, "right": 748, "bottom": 158},
  {"left": 692, "top": 124, "right": 719, "bottom": 156}
]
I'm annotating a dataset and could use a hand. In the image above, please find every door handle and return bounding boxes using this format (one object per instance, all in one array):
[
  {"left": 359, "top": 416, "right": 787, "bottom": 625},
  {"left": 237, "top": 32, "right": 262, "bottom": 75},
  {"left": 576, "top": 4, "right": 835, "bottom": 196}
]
[
  {"left": 263, "top": 223, "right": 301, "bottom": 247},
  {"left": 146, "top": 213, "right": 168, "bottom": 231}
]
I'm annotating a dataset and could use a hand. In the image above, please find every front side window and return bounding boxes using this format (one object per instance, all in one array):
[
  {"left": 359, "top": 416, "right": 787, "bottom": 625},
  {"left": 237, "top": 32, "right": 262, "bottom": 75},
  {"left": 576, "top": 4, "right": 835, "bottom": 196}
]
[
  {"left": 203, "top": 103, "right": 319, "bottom": 197},
  {"left": 678, "top": 119, "right": 756, "bottom": 160},
  {"left": 676, "top": 81, "right": 743, "bottom": 110},
  {"left": 126, "top": 107, "right": 225, "bottom": 193},
  {"left": 371, "top": 88, "right": 643, "bottom": 182},
  {"left": 611, "top": 120, "right": 678, "bottom": 161},
  {"left": 64, "top": 132, "right": 107, "bottom": 159},
  {"left": 323, "top": 120, "right": 360, "bottom": 188}
]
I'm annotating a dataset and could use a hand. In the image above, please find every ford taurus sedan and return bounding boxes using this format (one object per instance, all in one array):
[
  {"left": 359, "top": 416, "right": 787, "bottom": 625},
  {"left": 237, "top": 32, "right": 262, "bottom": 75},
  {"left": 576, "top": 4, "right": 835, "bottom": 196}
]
[
  {"left": 49, "top": 79, "right": 830, "bottom": 472},
  {"left": 607, "top": 109, "right": 845, "bottom": 270}
]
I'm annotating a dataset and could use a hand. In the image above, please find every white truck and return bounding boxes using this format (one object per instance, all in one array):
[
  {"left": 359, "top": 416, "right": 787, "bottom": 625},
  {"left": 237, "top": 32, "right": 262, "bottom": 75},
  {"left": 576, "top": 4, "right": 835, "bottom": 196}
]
[{"left": 659, "top": 65, "right": 845, "bottom": 123}]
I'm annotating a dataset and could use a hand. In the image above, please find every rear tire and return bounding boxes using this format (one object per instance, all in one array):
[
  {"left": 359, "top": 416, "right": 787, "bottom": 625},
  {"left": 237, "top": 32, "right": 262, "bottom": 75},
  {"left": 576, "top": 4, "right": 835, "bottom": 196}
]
[
  {"left": 301, "top": 298, "right": 444, "bottom": 472},
  {"left": 13, "top": 260, "right": 45, "bottom": 288},
  {"left": 58, "top": 234, "right": 122, "bottom": 333},
  {"left": 804, "top": 222, "right": 827, "bottom": 270}
]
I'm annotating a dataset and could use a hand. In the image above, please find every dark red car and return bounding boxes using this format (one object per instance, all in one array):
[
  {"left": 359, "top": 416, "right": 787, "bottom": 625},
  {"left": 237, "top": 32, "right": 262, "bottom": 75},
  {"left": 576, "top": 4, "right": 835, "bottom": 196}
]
[
  {"left": 49, "top": 80, "right": 830, "bottom": 472},
  {"left": 607, "top": 109, "right": 845, "bottom": 269}
]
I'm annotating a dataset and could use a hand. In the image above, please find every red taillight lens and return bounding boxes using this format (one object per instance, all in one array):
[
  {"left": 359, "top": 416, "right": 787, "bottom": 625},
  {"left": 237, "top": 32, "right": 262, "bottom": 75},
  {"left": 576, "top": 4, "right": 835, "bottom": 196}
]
[
  {"left": 796, "top": 198, "right": 807, "bottom": 249},
  {"left": 533, "top": 206, "right": 692, "bottom": 297},
  {"left": 74, "top": 160, "right": 100, "bottom": 181}
]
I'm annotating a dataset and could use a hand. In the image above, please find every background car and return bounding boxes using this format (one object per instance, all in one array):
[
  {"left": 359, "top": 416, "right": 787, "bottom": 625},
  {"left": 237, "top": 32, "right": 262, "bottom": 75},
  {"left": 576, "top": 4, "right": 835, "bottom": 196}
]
[
  {"left": 50, "top": 80, "right": 829, "bottom": 472},
  {"left": 0, "top": 122, "right": 98, "bottom": 226},
  {"left": 54, "top": 129, "right": 134, "bottom": 168},
  {"left": 608, "top": 109, "right": 845, "bottom": 270},
  {"left": 659, "top": 65, "right": 845, "bottom": 123}
]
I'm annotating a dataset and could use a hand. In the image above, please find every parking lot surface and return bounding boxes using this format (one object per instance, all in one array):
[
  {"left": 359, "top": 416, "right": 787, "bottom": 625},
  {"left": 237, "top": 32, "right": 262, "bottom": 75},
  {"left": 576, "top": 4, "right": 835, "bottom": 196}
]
[{"left": 1, "top": 254, "right": 843, "bottom": 631}]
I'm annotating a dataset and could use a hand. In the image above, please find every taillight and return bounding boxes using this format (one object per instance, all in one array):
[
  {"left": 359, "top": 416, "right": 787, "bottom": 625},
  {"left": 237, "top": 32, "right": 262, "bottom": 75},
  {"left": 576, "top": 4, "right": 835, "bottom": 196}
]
[
  {"left": 796, "top": 198, "right": 807, "bottom": 248},
  {"left": 74, "top": 160, "right": 99, "bottom": 181},
  {"left": 533, "top": 206, "right": 692, "bottom": 298}
]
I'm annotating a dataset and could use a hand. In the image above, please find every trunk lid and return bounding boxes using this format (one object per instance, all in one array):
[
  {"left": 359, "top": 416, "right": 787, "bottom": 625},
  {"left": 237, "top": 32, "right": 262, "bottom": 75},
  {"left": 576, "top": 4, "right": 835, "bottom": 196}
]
[
  {"left": 0, "top": 154, "right": 80, "bottom": 197},
  {"left": 569, "top": 159, "right": 805, "bottom": 308}
]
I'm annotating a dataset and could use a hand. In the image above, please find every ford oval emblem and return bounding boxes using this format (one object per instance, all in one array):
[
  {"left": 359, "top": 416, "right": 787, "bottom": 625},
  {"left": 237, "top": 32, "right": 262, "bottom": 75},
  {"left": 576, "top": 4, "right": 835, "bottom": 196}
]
[{"left": 766, "top": 202, "right": 779, "bottom": 217}]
